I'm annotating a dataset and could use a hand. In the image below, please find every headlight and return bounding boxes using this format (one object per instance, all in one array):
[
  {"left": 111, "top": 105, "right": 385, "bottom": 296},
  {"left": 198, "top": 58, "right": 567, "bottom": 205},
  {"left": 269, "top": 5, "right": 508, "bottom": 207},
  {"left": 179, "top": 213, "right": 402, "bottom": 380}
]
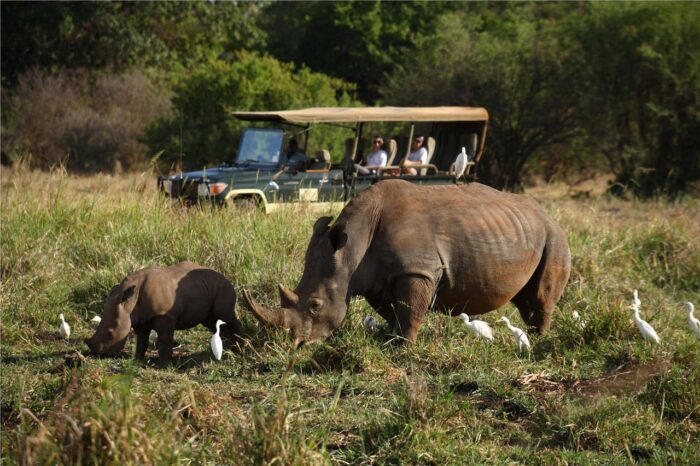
[
  {"left": 209, "top": 183, "right": 228, "bottom": 195},
  {"left": 197, "top": 182, "right": 228, "bottom": 197}
]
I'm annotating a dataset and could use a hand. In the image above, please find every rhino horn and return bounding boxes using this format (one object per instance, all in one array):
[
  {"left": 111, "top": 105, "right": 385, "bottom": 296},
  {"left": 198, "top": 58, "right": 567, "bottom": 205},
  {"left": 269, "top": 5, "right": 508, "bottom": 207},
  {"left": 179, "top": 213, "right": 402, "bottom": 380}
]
[
  {"left": 278, "top": 284, "right": 299, "bottom": 308},
  {"left": 243, "top": 289, "right": 288, "bottom": 328}
]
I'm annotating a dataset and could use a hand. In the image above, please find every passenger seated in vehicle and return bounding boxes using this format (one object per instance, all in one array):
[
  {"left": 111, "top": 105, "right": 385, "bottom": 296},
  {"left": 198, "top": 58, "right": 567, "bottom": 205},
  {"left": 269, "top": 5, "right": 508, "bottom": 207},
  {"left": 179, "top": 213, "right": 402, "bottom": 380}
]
[
  {"left": 399, "top": 134, "right": 428, "bottom": 175},
  {"left": 308, "top": 150, "right": 331, "bottom": 171},
  {"left": 284, "top": 139, "right": 311, "bottom": 171},
  {"left": 354, "top": 135, "right": 388, "bottom": 176}
]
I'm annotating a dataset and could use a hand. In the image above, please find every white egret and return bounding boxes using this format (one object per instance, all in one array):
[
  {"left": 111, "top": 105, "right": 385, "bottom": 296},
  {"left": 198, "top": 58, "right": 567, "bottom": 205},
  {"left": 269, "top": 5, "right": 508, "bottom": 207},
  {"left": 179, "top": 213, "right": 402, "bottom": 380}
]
[
  {"left": 685, "top": 302, "right": 699, "bottom": 339},
  {"left": 632, "top": 289, "right": 642, "bottom": 309},
  {"left": 148, "top": 329, "right": 158, "bottom": 348},
  {"left": 454, "top": 147, "right": 469, "bottom": 178},
  {"left": 458, "top": 313, "right": 494, "bottom": 341},
  {"left": 91, "top": 315, "right": 102, "bottom": 324},
  {"left": 210, "top": 320, "right": 225, "bottom": 361},
  {"left": 363, "top": 315, "right": 382, "bottom": 331},
  {"left": 630, "top": 305, "right": 660, "bottom": 344},
  {"left": 500, "top": 316, "right": 531, "bottom": 352},
  {"left": 59, "top": 314, "right": 71, "bottom": 339}
]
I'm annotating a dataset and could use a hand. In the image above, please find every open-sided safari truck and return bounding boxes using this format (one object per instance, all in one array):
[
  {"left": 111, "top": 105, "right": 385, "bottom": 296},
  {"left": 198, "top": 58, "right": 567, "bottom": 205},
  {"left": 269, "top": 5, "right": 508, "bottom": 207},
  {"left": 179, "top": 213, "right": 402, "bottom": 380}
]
[{"left": 157, "top": 106, "right": 488, "bottom": 213}]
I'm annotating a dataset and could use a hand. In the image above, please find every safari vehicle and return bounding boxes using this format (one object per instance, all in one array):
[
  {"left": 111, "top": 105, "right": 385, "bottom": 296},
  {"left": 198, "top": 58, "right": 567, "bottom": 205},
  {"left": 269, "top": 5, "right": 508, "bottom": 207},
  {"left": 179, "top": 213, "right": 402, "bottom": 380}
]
[{"left": 157, "top": 106, "right": 488, "bottom": 212}]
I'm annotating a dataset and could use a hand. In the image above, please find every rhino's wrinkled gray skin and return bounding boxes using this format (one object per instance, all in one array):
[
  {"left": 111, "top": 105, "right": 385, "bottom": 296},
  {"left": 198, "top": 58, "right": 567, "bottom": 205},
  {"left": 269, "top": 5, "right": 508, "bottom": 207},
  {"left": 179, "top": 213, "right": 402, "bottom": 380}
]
[
  {"left": 245, "top": 180, "right": 571, "bottom": 345},
  {"left": 85, "top": 262, "right": 241, "bottom": 365}
]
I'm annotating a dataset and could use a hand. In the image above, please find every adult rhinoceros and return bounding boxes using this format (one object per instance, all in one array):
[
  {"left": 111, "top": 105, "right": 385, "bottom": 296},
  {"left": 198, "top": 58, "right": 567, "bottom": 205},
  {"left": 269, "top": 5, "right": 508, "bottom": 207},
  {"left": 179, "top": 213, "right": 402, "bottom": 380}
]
[{"left": 244, "top": 179, "right": 570, "bottom": 345}]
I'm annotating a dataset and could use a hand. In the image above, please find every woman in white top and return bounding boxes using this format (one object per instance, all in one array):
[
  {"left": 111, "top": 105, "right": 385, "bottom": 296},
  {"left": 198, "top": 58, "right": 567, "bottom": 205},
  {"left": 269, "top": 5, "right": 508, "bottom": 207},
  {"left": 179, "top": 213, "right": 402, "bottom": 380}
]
[
  {"left": 355, "top": 135, "right": 388, "bottom": 175},
  {"left": 400, "top": 134, "right": 428, "bottom": 175}
]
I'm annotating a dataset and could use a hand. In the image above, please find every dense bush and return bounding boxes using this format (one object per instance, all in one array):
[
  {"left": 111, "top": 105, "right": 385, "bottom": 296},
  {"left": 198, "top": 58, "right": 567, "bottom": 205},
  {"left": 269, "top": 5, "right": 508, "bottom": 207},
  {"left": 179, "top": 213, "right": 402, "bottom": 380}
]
[
  {"left": 4, "top": 69, "right": 171, "bottom": 171},
  {"left": 143, "top": 51, "right": 356, "bottom": 171}
]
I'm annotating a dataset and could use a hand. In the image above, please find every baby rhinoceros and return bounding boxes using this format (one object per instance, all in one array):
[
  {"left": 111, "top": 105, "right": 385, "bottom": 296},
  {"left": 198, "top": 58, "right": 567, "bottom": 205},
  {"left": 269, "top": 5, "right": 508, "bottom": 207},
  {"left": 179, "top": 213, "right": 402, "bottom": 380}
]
[{"left": 85, "top": 262, "right": 242, "bottom": 366}]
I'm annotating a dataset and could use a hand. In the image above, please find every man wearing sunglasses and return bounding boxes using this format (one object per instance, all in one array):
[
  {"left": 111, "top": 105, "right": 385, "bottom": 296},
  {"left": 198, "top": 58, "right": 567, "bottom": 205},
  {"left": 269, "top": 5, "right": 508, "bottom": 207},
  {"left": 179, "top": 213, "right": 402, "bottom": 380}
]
[
  {"left": 399, "top": 135, "right": 428, "bottom": 175},
  {"left": 354, "top": 135, "right": 388, "bottom": 176}
]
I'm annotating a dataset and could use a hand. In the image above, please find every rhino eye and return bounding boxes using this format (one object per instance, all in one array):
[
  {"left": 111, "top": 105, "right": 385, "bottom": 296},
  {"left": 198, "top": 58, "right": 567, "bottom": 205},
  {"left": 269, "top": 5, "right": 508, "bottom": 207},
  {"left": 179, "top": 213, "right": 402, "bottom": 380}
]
[{"left": 308, "top": 298, "right": 323, "bottom": 315}]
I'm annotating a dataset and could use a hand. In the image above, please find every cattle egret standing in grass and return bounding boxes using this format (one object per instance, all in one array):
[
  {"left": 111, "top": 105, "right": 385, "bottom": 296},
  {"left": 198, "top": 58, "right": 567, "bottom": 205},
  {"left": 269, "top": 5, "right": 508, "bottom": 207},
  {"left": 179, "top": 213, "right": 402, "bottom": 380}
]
[
  {"left": 363, "top": 315, "right": 381, "bottom": 331},
  {"left": 454, "top": 147, "right": 469, "bottom": 178},
  {"left": 458, "top": 313, "right": 494, "bottom": 341},
  {"left": 59, "top": 314, "right": 70, "bottom": 339},
  {"left": 686, "top": 302, "right": 699, "bottom": 339},
  {"left": 630, "top": 305, "right": 660, "bottom": 344},
  {"left": 211, "top": 320, "right": 225, "bottom": 360},
  {"left": 500, "top": 317, "right": 531, "bottom": 352},
  {"left": 632, "top": 289, "right": 642, "bottom": 309}
]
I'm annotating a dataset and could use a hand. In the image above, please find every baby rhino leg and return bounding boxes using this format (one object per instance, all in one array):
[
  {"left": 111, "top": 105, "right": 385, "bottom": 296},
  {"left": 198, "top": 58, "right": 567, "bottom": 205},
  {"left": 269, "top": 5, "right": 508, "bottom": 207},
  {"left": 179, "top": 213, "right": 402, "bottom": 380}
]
[
  {"left": 211, "top": 284, "right": 242, "bottom": 343},
  {"left": 151, "top": 316, "right": 175, "bottom": 367}
]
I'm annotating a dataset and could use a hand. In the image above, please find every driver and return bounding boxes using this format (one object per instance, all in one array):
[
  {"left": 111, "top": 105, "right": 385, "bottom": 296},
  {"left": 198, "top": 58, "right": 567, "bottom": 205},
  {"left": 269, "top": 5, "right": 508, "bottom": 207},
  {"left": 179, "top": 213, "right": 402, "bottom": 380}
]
[{"left": 285, "top": 139, "right": 311, "bottom": 171}]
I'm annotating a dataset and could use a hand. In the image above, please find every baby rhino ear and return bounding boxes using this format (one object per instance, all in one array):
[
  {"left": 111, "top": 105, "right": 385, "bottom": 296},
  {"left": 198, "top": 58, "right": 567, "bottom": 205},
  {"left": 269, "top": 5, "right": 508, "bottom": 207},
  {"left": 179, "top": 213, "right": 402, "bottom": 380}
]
[
  {"left": 312, "top": 216, "right": 334, "bottom": 237},
  {"left": 328, "top": 223, "right": 347, "bottom": 251},
  {"left": 120, "top": 285, "right": 136, "bottom": 302}
]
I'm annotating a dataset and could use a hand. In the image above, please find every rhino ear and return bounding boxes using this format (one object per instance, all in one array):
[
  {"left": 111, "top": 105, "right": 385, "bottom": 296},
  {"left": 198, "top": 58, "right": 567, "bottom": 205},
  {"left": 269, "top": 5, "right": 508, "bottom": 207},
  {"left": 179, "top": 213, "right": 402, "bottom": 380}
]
[
  {"left": 312, "top": 216, "right": 334, "bottom": 237},
  {"left": 328, "top": 224, "right": 347, "bottom": 251}
]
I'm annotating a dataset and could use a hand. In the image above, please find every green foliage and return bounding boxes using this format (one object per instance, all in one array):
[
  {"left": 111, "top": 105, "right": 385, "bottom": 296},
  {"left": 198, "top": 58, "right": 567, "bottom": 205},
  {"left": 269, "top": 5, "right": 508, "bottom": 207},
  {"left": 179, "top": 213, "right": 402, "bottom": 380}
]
[
  {"left": 565, "top": 3, "right": 700, "bottom": 197},
  {"left": 144, "top": 51, "right": 356, "bottom": 170},
  {"left": 261, "top": 1, "right": 462, "bottom": 102},
  {"left": 381, "top": 4, "right": 584, "bottom": 190},
  {"left": 0, "top": 2, "right": 266, "bottom": 87}
]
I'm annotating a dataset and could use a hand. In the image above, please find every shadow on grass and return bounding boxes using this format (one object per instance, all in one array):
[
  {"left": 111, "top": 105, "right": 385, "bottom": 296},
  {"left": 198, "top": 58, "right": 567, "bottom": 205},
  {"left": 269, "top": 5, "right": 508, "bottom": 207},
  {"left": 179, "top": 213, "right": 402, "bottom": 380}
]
[
  {"left": 1, "top": 351, "right": 73, "bottom": 364},
  {"left": 293, "top": 344, "right": 365, "bottom": 375}
]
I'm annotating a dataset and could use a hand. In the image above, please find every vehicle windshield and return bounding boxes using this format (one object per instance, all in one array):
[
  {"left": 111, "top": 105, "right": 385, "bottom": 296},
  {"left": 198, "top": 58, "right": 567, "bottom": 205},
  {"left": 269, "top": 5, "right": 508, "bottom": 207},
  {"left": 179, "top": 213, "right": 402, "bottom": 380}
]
[{"left": 236, "top": 128, "right": 283, "bottom": 165}]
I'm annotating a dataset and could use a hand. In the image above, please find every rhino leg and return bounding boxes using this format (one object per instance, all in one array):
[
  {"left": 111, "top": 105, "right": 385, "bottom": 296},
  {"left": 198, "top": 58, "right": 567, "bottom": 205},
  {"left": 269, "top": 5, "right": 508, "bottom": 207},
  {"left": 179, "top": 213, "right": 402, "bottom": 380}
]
[
  {"left": 134, "top": 327, "right": 150, "bottom": 360},
  {"left": 389, "top": 275, "right": 435, "bottom": 343},
  {"left": 151, "top": 316, "right": 175, "bottom": 367},
  {"left": 365, "top": 295, "right": 398, "bottom": 329},
  {"left": 210, "top": 288, "right": 242, "bottom": 342},
  {"left": 511, "top": 234, "right": 571, "bottom": 335}
]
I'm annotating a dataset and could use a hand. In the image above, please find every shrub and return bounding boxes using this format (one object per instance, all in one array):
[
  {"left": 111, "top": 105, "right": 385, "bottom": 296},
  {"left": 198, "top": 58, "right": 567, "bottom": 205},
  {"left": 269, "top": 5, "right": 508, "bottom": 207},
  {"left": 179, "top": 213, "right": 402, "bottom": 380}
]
[
  {"left": 144, "top": 51, "right": 356, "bottom": 171},
  {"left": 4, "top": 69, "right": 171, "bottom": 172}
]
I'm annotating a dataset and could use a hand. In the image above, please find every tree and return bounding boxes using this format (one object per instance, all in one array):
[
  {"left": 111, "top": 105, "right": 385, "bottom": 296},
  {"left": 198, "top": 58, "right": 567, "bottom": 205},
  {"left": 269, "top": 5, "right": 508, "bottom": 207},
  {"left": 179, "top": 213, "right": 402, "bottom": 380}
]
[
  {"left": 381, "top": 4, "right": 584, "bottom": 190},
  {"left": 260, "top": 1, "right": 461, "bottom": 102},
  {"left": 144, "top": 51, "right": 355, "bottom": 170},
  {"left": 1, "top": 2, "right": 266, "bottom": 86},
  {"left": 571, "top": 3, "right": 700, "bottom": 197}
]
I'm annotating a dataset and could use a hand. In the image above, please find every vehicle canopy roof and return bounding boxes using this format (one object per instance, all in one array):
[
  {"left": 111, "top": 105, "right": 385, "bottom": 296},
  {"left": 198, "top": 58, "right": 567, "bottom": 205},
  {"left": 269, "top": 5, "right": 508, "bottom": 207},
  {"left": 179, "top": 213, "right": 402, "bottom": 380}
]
[{"left": 232, "top": 106, "right": 488, "bottom": 124}]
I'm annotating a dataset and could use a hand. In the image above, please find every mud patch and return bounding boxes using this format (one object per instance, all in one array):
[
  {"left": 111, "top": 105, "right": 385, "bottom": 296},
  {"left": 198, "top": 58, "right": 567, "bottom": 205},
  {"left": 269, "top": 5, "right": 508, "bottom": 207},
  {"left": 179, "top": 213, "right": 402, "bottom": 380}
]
[
  {"left": 577, "top": 359, "right": 671, "bottom": 398},
  {"left": 514, "top": 371, "right": 578, "bottom": 394},
  {"left": 450, "top": 381, "right": 480, "bottom": 395}
]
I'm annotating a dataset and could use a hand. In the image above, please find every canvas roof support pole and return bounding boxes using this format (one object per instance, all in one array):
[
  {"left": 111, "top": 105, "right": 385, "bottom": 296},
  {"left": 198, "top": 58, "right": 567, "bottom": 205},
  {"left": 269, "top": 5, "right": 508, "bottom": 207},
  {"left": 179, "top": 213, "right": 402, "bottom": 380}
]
[
  {"left": 353, "top": 122, "right": 364, "bottom": 164},
  {"left": 476, "top": 121, "right": 489, "bottom": 162},
  {"left": 406, "top": 124, "right": 415, "bottom": 158}
]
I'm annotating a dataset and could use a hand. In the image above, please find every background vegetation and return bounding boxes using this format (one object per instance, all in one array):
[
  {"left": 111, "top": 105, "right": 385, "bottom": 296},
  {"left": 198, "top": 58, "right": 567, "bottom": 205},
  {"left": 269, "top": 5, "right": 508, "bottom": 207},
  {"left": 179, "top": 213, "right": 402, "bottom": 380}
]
[
  {"left": 2, "top": 168, "right": 699, "bottom": 464},
  {"left": 2, "top": 1, "right": 699, "bottom": 196}
]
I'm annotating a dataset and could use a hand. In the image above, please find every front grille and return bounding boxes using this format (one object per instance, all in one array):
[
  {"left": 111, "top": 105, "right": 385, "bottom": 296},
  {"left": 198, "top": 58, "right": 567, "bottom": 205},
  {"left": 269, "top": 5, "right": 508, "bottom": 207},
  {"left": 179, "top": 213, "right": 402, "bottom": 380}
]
[{"left": 169, "top": 178, "right": 199, "bottom": 198}]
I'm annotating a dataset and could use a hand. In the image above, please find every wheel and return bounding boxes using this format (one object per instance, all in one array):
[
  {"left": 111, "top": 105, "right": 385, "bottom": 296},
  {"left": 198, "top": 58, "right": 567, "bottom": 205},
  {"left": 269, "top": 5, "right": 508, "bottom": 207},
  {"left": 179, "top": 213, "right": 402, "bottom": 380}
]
[{"left": 230, "top": 196, "right": 261, "bottom": 212}]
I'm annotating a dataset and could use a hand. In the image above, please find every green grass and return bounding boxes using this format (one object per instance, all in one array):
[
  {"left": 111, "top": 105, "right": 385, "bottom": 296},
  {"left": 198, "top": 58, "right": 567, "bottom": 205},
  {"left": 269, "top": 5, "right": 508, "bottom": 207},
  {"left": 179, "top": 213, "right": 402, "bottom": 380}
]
[{"left": 2, "top": 168, "right": 699, "bottom": 464}]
